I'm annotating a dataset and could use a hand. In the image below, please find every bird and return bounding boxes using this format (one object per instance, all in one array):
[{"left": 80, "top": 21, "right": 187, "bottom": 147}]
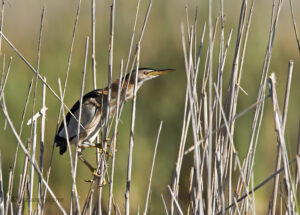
[{"left": 54, "top": 68, "right": 174, "bottom": 176}]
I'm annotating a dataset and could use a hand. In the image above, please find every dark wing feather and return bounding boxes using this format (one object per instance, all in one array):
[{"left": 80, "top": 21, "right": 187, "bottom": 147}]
[{"left": 55, "top": 90, "right": 103, "bottom": 154}]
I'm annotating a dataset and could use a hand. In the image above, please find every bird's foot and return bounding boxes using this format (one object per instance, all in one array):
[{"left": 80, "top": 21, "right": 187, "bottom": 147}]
[
  {"left": 84, "top": 174, "right": 107, "bottom": 186},
  {"left": 95, "top": 143, "right": 114, "bottom": 157},
  {"left": 92, "top": 168, "right": 101, "bottom": 177},
  {"left": 84, "top": 168, "right": 100, "bottom": 183}
]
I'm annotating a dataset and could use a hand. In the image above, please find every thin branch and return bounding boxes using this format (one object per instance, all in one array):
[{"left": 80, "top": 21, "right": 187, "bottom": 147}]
[
  {"left": 28, "top": 120, "right": 37, "bottom": 214},
  {"left": 137, "top": 0, "right": 152, "bottom": 43},
  {"left": 168, "top": 185, "right": 183, "bottom": 215},
  {"left": 221, "top": 156, "right": 299, "bottom": 214},
  {"left": 124, "top": 0, "right": 141, "bottom": 74},
  {"left": 0, "top": 0, "right": 5, "bottom": 55},
  {"left": 143, "top": 121, "right": 163, "bottom": 215},
  {"left": 268, "top": 73, "right": 295, "bottom": 213},
  {"left": 184, "top": 95, "right": 270, "bottom": 154},
  {"left": 8, "top": 79, "right": 33, "bottom": 215},
  {"left": 289, "top": 0, "right": 300, "bottom": 52},
  {"left": 39, "top": 76, "right": 46, "bottom": 214},
  {"left": 0, "top": 153, "right": 4, "bottom": 215},
  {"left": 0, "top": 32, "right": 84, "bottom": 128},
  {"left": 96, "top": 1, "right": 116, "bottom": 213},
  {"left": 26, "top": 107, "right": 48, "bottom": 126},
  {"left": 91, "top": 0, "right": 97, "bottom": 89},
  {"left": 0, "top": 97, "right": 66, "bottom": 215},
  {"left": 57, "top": 79, "right": 79, "bottom": 214},
  {"left": 108, "top": 60, "right": 124, "bottom": 215},
  {"left": 0, "top": 56, "right": 11, "bottom": 102},
  {"left": 125, "top": 43, "right": 140, "bottom": 215},
  {"left": 270, "top": 60, "right": 294, "bottom": 214},
  {"left": 73, "top": 37, "right": 90, "bottom": 214}
]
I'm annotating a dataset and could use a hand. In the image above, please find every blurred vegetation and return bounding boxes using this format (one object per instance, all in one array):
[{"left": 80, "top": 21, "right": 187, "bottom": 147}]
[{"left": 0, "top": 0, "right": 299, "bottom": 214}]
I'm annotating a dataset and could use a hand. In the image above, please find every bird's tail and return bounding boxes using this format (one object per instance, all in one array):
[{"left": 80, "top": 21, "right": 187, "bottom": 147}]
[{"left": 54, "top": 135, "right": 67, "bottom": 155}]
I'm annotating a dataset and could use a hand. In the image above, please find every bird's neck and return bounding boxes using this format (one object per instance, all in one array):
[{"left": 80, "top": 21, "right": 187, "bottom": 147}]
[{"left": 109, "top": 78, "right": 143, "bottom": 101}]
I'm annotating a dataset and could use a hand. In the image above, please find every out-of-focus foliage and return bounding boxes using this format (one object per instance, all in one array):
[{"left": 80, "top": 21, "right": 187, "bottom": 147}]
[{"left": 0, "top": 0, "right": 299, "bottom": 214}]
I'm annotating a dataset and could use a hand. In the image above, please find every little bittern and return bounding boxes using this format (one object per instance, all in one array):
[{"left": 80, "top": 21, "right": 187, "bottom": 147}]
[{"left": 55, "top": 68, "right": 173, "bottom": 176}]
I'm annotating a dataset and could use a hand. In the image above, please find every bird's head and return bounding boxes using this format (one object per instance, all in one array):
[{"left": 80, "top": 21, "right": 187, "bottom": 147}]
[{"left": 126, "top": 68, "right": 174, "bottom": 86}]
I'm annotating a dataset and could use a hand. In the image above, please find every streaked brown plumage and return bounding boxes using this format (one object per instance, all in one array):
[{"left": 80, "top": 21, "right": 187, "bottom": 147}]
[{"left": 54, "top": 68, "right": 173, "bottom": 175}]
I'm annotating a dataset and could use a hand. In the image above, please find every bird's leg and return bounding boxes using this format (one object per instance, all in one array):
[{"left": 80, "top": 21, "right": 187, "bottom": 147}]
[
  {"left": 78, "top": 151, "right": 100, "bottom": 177},
  {"left": 78, "top": 149, "right": 107, "bottom": 184}
]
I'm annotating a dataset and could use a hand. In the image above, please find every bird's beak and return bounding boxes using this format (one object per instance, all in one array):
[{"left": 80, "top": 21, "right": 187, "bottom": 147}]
[{"left": 147, "top": 69, "right": 175, "bottom": 77}]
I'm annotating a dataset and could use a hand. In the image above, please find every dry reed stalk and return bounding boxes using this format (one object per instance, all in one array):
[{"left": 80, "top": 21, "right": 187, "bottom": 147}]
[
  {"left": 82, "top": 188, "right": 94, "bottom": 215},
  {"left": 0, "top": 0, "right": 5, "bottom": 55},
  {"left": 161, "top": 194, "right": 169, "bottom": 215},
  {"left": 233, "top": 1, "right": 283, "bottom": 213},
  {"left": 27, "top": 8, "right": 45, "bottom": 214},
  {"left": 207, "top": 1, "right": 213, "bottom": 213},
  {"left": 169, "top": 12, "right": 207, "bottom": 212},
  {"left": 1, "top": 0, "right": 299, "bottom": 214},
  {"left": 1, "top": 96, "right": 66, "bottom": 214},
  {"left": 72, "top": 36, "right": 89, "bottom": 214},
  {"left": 269, "top": 60, "right": 294, "bottom": 214},
  {"left": 6, "top": 79, "right": 32, "bottom": 214},
  {"left": 176, "top": 0, "right": 298, "bottom": 214},
  {"left": 268, "top": 73, "right": 296, "bottom": 213},
  {"left": 218, "top": 3, "right": 254, "bottom": 211},
  {"left": 0, "top": 57, "right": 11, "bottom": 103},
  {"left": 170, "top": 77, "right": 191, "bottom": 214},
  {"left": 222, "top": 156, "right": 299, "bottom": 213},
  {"left": 62, "top": 0, "right": 82, "bottom": 98},
  {"left": 107, "top": 61, "right": 124, "bottom": 215},
  {"left": 17, "top": 140, "right": 30, "bottom": 214},
  {"left": 117, "top": 0, "right": 152, "bottom": 121},
  {"left": 91, "top": 0, "right": 97, "bottom": 89},
  {"left": 56, "top": 78, "right": 80, "bottom": 214},
  {"left": 124, "top": 0, "right": 141, "bottom": 74},
  {"left": 39, "top": 76, "right": 46, "bottom": 214},
  {"left": 0, "top": 58, "right": 4, "bottom": 89},
  {"left": 0, "top": 153, "right": 4, "bottom": 214},
  {"left": 184, "top": 94, "right": 270, "bottom": 156},
  {"left": 94, "top": 1, "right": 116, "bottom": 213},
  {"left": 296, "top": 120, "right": 300, "bottom": 191},
  {"left": 289, "top": 0, "right": 300, "bottom": 52},
  {"left": 28, "top": 120, "right": 37, "bottom": 214},
  {"left": 5, "top": 167, "right": 12, "bottom": 214},
  {"left": 125, "top": 43, "right": 140, "bottom": 215},
  {"left": 224, "top": 2, "right": 256, "bottom": 213},
  {"left": 44, "top": 0, "right": 82, "bottom": 207},
  {"left": 181, "top": 24, "right": 203, "bottom": 214},
  {"left": 57, "top": 79, "right": 78, "bottom": 213},
  {"left": 168, "top": 185, "right": 183, "bottom": 215},
  {"left": 143, "top": 121, "right": 163, "bottom": 215},
  {"left": 0, "top": 32, "right": 83, "bottom": 127},
  {"left": 124, "top": 1, "right": 152, "bottom": 214},
  {"left": 85, "top": 0, "right": 153, "bottom": 212}
]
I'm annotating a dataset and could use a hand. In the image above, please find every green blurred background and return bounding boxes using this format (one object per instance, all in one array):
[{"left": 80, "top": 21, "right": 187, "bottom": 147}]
[{"left": 0, "top": 0, "right": 299, "bottom": 214}]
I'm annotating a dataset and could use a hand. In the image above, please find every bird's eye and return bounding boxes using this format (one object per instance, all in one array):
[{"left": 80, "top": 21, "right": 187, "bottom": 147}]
[{"left": 143, "top": 71, "right": 147, "bottom": 75}]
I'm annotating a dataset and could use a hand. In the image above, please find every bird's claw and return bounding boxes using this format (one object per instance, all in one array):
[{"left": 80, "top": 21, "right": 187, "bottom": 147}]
[
  {"left": 95, "top": 144, "right": 114, "bottom": 157},
  {"left": 92, "top": 169, "right": 101, "bottom": 177},
  {"left": 84, "top": 169, "right": 100, "bottom": 183},
  {"left": 84, "top": 176, "right": 107, "bottom": 186}
]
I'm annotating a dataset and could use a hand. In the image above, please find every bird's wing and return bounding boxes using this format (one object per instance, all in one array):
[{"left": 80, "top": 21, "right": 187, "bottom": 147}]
[{"left": 56, "top": 90, "right": 103, "bottom": 141}]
